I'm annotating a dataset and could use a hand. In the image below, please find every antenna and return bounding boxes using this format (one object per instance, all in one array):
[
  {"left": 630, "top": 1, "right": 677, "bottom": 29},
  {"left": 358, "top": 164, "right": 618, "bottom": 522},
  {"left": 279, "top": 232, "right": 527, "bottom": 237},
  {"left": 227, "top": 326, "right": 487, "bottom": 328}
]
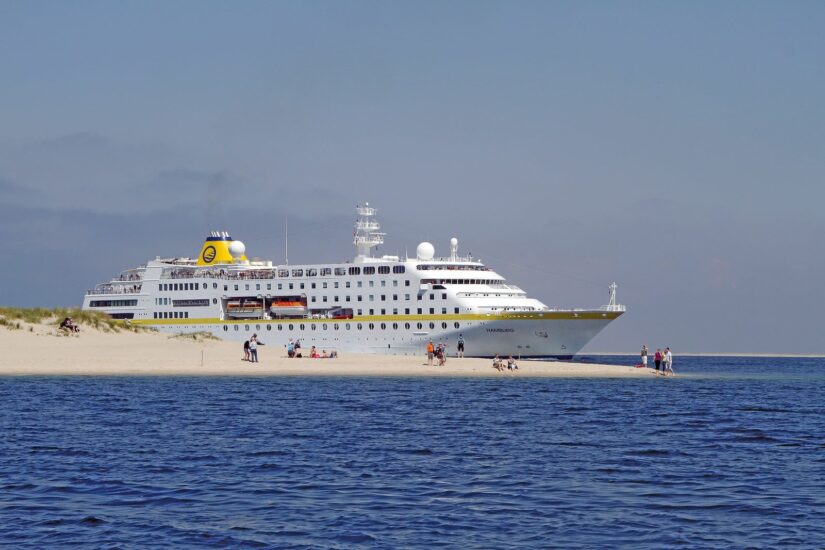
[{"left": 285, "top": 215, "right": 289, "bottom": 266}]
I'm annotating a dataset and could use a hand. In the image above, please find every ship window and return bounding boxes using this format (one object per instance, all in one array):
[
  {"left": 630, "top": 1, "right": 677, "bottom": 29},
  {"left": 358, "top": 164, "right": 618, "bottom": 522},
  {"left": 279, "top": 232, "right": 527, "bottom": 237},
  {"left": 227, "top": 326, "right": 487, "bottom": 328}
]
[
  {"left": 381, "top": 280, "right": 386, "bottom": 287},
  {"left": 357, "top": 281, "right": 363, "bottom": 288},
  {"left": 393, "top": 266, "right": 405, "bottom": 274},
  {"left": 346, "top": 323, "right": 351, "bottom": 330},
  {"left": 224, "top": 325, "right": 228, "bottom": 331},
  {"left": 321, "top": 268, "right": 332, "bottom": 276},
  {"left": 380, "top": 295, "right": 386, "bottom": 301},
  {"left": 278, "top": 325, "right": 283, "bottom": 331},
  {"left": 346, "top": 282, "right": 351, "bottom": 288},
  {"left": 378, "top": 266, "right": 390, "bottom": 274},
  {"left": 417, "top": 308, "right": 422, "bottom": 314},
  {"left": 404, "top": 323, "right": 410, "bottom": 329},
  {"left": 292, "top": 269, "right": 303, "bottom": 277},
  {"left": 430, "top": 294, "right": 434, "bottom": 300},
  {"left": 368, "top": 323, "right": 374, "bottom": 330},
  {"left": 334, "top": 282, "right": 339, "bottom": 288},
  {"left": 266, "top": 324, "right": 271, "bottom": 331},
  {"left": 392, "top": 323, "right": 398, "bottom": 329},
  {"left": 311, "top": 296, "right": 316, "bottom": 303},
  {"left": 245, "top": 284, "right": 249, "bottom": 290},
  {"left": 322, "top": 296, "right": 327, "bottom": 302},
  {"left": 256, "top": 324, "right": 260, "bottom": 330},
  {"left": 454, "top": 307, "right": 459, "bottom": 314},
  {"left": 300, "top": 283, "right": 304, "bottom": 289},
  {"left": 213, "top": 283, "right": 217, "bottom": 289},
  {"left": 311, "top": 324, "right": 316, "bottom": 331},
  {"left": 405, "top": 280, "right": 410, "bottom": 286},
  {"left": 429, "top": 322, "right": 435, "bottom": 329},
  {"left": 289, "top": 324, "right": 294, "bottom": 330},
  {"left": 380, "top": 323, "right": 386, "bottom": 330},
  {"left": 335, "top": 268, "right": 346, "bottom": 276},
  {"left": 393, "top": 280, "right": 398, "bottom": 287},
  {"left": 417, "top": 322, "right": 423, "bottom": 329},
  {"left": 224, "top": 285, "right": 228, "bottom": 291},
  {"left": 322, "top": 324, "right": 327, "bottom": 330},
  {"left": 322, "top": 282, "right": 327, "bottom": 289},
  {"left": 334, "top": 323, "right": 339, "bottom": 330},
  {"left": 234, "top": 285, "right": 238, "bottom": 291},
  {"left": 369, "top": 295, "right": 374, "bottom": 301},
  {"left": 278, "top": 269, "right": 289, "bottom": 277},
  {"left": 234, "top": 325, "right": 239, "bottom": 331},
  {"left": 306, "top": 269, "right": 317, "bottom": 277},
  {"left": 392, "top": 294, "right": 398, "bottom": 301},
  {"left": 346, "top": 296, "right": 351, "bottom": 302},
  {"left": 357, "top": 323, "right": 363, "bottom": 330},
  {"left": 442, "top": 322, "right": 447, "bottom": 329},
  {"left": 442, "top": 308, "right": 447, "bottom": 314},
  {"left": 405, "top": 308, "right": 410, "bottom": 314},
  {"left": 357, "top": 309, "right": 362, "bottom": 315},
  {"left": 334, "top": 296, "right": 339, "bottom": 302},
  {"left": 442, "top": 293, "right": 447, "bottom": 299},
  {"left": 245, "top": 324, "right": 250, "bottom": 331},
  {"left": 311, "top": 283, "right": 316, "bottom": 289},
  {"left": 153, "top": 312, "right": 157, "bottom": 319},
  {"left": 363, "top": 267, "right": 375, "bottom": 275},
  {"left": 381, "top": 309, "right": 386, "bottom": 315},
  {"left": 429, "top": 308, "right": 435, "bottom": 314},
  {"left": 348, "top": 267, "right": 361, "bottom": 275},
  {"left": 289, "top": 283, "right": 294, "bottom": 290},
  {"left": 369, "top": 309, "right": 374, "bottom": 315},
  {"left": 300, "top": 324, "right": 305, "bottom": 330},
  {"left": 405, "top": 294, "right": 410, "bottom": 300},
  {"left": 393, "top": 308, "right": 398, "bottom": 315}
]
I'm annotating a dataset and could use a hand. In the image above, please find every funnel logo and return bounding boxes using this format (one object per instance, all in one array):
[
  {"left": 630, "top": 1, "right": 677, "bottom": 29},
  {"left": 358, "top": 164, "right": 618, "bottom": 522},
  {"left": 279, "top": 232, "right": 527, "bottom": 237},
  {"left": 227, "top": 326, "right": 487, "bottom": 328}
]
[{"left": 202, "top": 245, "right": 217, "bottom": 263}]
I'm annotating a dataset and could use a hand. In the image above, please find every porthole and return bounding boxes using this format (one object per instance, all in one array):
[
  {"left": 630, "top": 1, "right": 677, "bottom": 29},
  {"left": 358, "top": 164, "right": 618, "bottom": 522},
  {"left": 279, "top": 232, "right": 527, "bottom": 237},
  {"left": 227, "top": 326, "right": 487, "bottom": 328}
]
[
  {"left": 322, "top": 324, "right": 328, "bottom": 330},
  {"left": 392, "top": 323, "right": 398, "bottom": 330},
  {"left": 256, "top": 324, "right": 261, "bottom": 331},
  {"left": 278, "top": 325, "right": 283, "bottom": 331},
  {"left": 442, "top": 322, "right": 447, "bottom": 329},
  {"left": 311, "top": 324, "right": 316, "bottom": 331},
  {"left": 404, "top": 323, "right": 410, "bottom": 329},
  {"left": 380, "top": 323, "right": 386, "bottom": 330},
  {"left": 357, "top": 323, "right": 363, "bottom": 330},
  {"left": 417, "top": 322, "right": 422, "bottom": 329},
  {"left": 300, "top": 324, "right": 305, "bottom": 330},
  {"left": 368, "top": 323, "right": 375, "bottom": 330},
  {"left": 289, "top": 324, "right": 294, "bottom": 330},
  {"left": 346, "top": 323, "right": 351, "bottom": 330},
  {"left": 223, "top": 325, "right": 228, "bottom": 331},
  {"left": 213, "top": 298, "right": 217, "bottom": 304},
  {"left": 266, "top": 325, "right": 272, "bottom": 331},
  {"left": 234, "top": 325, "right": 239, "bottom": 331},
  {"left": 429, "top": 322, "right": 435, "bottom": 329},
  {"left": 334, "top": 323, "right": 339, "bottom": 330},
  {"left": 213, "top": 283, "right": 217, "bottom": 289},
  {"left": 245, "top": 325, "right": 250, "bottom": 331}
]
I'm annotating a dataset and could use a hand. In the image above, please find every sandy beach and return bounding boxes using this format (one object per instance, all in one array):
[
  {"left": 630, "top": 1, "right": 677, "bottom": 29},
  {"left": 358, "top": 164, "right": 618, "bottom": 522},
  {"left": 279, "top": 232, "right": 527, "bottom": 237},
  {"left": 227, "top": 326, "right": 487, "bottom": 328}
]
[{"left": 0, "top": 321, "right": 657, "bottom": 378}]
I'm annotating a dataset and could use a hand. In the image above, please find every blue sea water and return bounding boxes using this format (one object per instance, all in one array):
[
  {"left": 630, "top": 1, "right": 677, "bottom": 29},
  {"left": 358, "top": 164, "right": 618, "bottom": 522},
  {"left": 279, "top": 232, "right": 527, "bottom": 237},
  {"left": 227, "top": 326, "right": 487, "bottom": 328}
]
[{"left": 1, "top": 356, "right": 824, "bottom": 548}]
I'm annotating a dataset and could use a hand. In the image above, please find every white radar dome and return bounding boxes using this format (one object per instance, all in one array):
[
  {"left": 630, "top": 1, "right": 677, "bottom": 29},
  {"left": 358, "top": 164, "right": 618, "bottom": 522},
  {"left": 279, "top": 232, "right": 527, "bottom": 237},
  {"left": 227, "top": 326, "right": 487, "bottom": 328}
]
[
  {"left": 417, "top": 242, "right": 435, "bottom": 260},
  {"left": 229, "top": 240, "right": 246, "bottom": 258},
  {"left": 450, "top": 237, "right": 458, "bottom": 247}
]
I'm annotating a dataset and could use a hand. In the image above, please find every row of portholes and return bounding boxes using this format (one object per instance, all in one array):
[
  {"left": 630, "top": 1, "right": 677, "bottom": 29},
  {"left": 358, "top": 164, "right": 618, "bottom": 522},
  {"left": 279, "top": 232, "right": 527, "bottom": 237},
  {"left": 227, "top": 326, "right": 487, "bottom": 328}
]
[{"left": 224, "top": 321, "right": 461, "bottom": 332}]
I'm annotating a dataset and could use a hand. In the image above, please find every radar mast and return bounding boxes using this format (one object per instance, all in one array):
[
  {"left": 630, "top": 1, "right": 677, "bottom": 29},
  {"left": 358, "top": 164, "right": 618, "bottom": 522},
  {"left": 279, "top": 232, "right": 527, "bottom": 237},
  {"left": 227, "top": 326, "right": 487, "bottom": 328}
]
[{"left": 353, "top": 203, "right": 385, "bottom": 262}]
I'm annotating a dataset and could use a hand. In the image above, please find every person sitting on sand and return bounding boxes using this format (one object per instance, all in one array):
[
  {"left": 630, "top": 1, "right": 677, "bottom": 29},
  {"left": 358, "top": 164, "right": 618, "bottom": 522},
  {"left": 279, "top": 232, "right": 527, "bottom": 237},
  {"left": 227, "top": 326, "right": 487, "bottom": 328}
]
[
  {"left": 507, "top": 356, "right": 518, "bottom": 372},
  {"left": 59, "top": 317, "right": 80, "bottom": 333},
  {"left": 310, "top": 346, "right": 320, "bottom": 358},
  {"left": 492, "top": 355, "right": 503, "bottom": 371},
  {"left": 330, "top": 350, "right": 338, "bottom": 358},
  {"left": 322, "top": 350, "right": 328, "bottom": 358}
]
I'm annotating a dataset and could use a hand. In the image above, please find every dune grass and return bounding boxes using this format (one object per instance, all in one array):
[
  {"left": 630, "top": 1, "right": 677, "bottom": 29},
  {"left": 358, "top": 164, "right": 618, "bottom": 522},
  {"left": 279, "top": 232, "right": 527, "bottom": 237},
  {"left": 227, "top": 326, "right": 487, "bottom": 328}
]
[
  {"left": 0, "top": 307, "right": 152, "bottom": 333},
  {"left": 169, "top": 331, "right": 220, "bottom": 342}
]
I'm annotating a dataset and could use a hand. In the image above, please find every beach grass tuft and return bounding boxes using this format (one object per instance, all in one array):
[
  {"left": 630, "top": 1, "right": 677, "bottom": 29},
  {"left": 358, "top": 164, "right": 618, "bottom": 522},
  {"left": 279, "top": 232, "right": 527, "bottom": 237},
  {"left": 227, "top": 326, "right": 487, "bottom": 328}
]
[{"left": 170, "top": 331, "right": 220, "bottom": 342}]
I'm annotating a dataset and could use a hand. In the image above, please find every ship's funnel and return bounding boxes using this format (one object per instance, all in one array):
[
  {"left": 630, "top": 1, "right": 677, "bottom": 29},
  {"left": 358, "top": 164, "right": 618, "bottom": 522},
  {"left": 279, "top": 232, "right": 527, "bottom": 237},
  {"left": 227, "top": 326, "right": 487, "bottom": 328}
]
[{"left": 197, "top": 232, "right": 248, "bottom": 266}]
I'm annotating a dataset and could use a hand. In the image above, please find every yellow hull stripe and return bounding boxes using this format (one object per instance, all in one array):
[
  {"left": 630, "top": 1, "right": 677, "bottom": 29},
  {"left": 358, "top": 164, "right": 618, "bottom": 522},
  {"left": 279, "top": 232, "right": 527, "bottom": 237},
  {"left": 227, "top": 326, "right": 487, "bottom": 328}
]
[{"left": 130, "top": 311, "right": 623, "bottom": 326}]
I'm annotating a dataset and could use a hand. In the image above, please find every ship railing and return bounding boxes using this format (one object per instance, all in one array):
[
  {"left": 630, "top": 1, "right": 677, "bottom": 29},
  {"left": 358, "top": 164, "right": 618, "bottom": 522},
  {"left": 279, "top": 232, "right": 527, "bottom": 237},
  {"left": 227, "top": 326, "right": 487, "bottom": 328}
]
[
  {"left": 163, "top": 269, "right": 277, "bottom": 280},
  {"left": 86, "top": 286, "right": 143, "bottom": 295}
]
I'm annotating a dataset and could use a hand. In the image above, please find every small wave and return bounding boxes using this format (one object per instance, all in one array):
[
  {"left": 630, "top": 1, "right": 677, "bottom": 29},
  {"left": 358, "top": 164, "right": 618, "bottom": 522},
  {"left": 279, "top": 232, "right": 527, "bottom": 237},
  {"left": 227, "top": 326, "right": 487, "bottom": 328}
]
[
  {"left": 336, "top": 533, "right": 377, "bottom": 544},
  {"left": 80, "top": 516, "right": 105, "bottom": 526}
]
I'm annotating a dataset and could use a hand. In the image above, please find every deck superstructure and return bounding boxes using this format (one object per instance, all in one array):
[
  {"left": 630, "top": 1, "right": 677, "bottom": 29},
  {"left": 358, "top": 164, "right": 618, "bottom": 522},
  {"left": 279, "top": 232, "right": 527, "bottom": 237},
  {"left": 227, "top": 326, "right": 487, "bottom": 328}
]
[{"left": 82, "top": 204, "right": 624, "bottom": 358}]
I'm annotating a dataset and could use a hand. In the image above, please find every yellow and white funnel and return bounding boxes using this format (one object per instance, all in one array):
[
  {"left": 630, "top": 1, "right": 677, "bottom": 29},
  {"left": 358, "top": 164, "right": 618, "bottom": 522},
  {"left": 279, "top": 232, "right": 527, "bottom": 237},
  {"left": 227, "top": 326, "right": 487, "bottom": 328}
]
[{"left": 196, "top": 231, "right": 248, "bottom": 266}]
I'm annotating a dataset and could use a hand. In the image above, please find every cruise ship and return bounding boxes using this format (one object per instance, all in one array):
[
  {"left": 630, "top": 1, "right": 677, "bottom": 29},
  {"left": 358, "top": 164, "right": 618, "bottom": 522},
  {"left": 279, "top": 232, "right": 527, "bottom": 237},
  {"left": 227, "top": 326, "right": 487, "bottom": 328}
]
[{"left": 81, "top": 204, "right": 625, "bottom": 358}]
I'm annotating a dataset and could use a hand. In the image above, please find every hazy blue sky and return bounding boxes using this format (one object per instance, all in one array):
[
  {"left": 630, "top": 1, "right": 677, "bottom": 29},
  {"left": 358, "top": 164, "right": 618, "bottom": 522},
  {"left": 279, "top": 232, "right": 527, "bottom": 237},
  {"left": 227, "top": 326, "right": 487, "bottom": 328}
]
[{"left": 1, "top": 1, "right": 823, "bottom": 353}]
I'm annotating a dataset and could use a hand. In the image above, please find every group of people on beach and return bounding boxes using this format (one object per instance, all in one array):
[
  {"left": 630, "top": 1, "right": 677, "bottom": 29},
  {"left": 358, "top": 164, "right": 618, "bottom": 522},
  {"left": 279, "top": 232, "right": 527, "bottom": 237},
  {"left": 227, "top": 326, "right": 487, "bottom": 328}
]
[
  {"left": 286, "top": 338, "right": 337, "bottom": 359},
  {"left": 242, "top": 334, "right": 260, "bottom": 362},
  {"left": 426, "top": 334, "right": 466, "bottom": 366},
  {"left": 641, "top": 344, "right": 674, "bottom": 376},
  {"left": 59, "top": 317, "right": 80, "bottom": 333},
  {"left": 492, "top": 354, "right": 518, "bottom": 372}
]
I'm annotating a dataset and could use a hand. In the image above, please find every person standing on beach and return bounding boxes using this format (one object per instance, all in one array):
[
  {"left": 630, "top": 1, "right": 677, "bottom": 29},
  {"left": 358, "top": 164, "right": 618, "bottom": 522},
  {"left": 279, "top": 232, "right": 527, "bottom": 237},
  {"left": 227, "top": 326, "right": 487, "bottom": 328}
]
[
  {"left": 641, "top": 345, "right": 648, "bottom": 368},
  {"left": 249, "top": 334, "right": 258, "bottom": 363},
  {"left": 426, "top": 340, "right": 434, "bottom": 366},
  {"left": 287, "top": 339, "right": 295, "bottom": 358},
  {"left": 243, "top": 339, "right": 251, "bottom": 361},
  {"left": 664, "top": 347, "right": 673, "bottom": 375},
  {"left": 654, "top": 348, "right": 662, "bottom": 372},
  {"left": 249, "top": 334, "right": 259, "bottom": 363},
  {"left": 457, "top": 334, "right": 465, "bottom": 358}
]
